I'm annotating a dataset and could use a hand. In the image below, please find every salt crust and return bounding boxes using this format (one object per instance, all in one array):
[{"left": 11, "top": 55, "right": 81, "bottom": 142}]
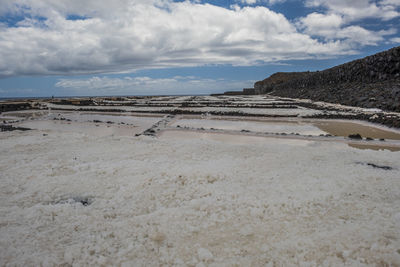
[{"left": 1, "top": 129, "right": 400, "bottom": 266}]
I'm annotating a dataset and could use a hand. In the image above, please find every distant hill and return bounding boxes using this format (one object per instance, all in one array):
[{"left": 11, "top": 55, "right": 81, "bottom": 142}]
[{"left": 253, "top": 46, "right": 400, "bottom": 112}]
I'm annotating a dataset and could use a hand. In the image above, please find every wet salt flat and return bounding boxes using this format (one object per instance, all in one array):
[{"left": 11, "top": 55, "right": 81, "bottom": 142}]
[
  {"left": 160, "top": 129, "right": 400, "bottom": 152},
  {"left": 160, "top": 130, "right": 314, "bottom": 146},
  {"left": 171, "top": 118, "right": 327, "bottom": 136},
  {"left": 3, "top": 109, "right": 400, "bottom": 150},
  {"left": 171, "top": 117, "right": 400, "bottom": 140}
]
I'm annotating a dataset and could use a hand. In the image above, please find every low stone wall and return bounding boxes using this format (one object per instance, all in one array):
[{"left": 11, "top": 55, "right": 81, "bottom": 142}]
[{"left": 0, "top": 102, "right": 31, "bottom": 113}]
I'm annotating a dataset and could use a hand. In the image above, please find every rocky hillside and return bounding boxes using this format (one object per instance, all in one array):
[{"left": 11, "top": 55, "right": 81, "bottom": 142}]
[
  {"left": 254, "top": 72, "right": 310, "bottom": 94},
  {"left": 254, "top": 46, "right": 400, "bottom": 112}
]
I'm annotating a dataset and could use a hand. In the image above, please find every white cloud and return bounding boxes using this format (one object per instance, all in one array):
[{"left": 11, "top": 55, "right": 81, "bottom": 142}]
[
  {"left": 55, "top": 76, "right": 253, "bottom": 95},
  {"left": 381, "top": 0, "right": 400, "bottom": 5},
  {"left": 238, "top": 0, "right": 286, "bottom": 5},
  {"left": 297, "top": 12, "right": 344, "bottom": 36},
  {"left": 240, "top": 0, "right": 258, "bottom": 4},
  {"left": 391, "top": 37, "right": 400, "bottom": 43},
  {"left": 0, "top": 0, "right": 360, "bottom": 78},
  {"left": 305, "top": 0, "right": 400, "bottom": 22},
  {"left": 297, "top": 12, "right": 396, "bottom": 46},
  {"left": 297, "top": 1, "right": 399, "bottom": 47}
]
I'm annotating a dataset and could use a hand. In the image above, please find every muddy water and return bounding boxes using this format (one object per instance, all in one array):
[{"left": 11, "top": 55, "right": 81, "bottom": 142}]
[{"left": 313, "top": 121, "right": 400, "bottom": 140}]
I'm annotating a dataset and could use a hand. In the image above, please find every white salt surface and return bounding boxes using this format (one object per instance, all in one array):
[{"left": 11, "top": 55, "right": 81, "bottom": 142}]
[
  {"left": 1, "top": 128, "right": 400, "bottom": 266},
  {"left": 14, "top": 112, "right": 161, "bottom": 137},
  {"left": 172, "top": 119, "right": 327, "bottom": 135},
  {"left": 183, "top": 106, "right": 319, "bottom": 116},
  {"left": 52, "top": 112, "right": 161, "bottom": 125},
  {"left": 18, "top": 120, "right": 141, "bottom": 137},
  {"left": 45, "top": 103, "right": 178, "bottom": 112}
]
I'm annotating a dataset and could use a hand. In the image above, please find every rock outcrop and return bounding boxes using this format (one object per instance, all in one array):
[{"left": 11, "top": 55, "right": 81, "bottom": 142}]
[
  {"left": 254, "top": 72, "right": 310, "bottom": 94},
  {"left": 254, "top": 46, "right": 400, "bottom": 112}
]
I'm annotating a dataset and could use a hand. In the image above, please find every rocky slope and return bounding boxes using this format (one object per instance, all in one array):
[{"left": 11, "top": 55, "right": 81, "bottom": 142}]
[{"left": 254, "top": 46, "right": 400, "bottom": 112}]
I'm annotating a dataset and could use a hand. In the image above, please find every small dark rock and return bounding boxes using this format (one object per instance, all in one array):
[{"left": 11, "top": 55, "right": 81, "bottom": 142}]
[
  {"left": 366, "top": 163, "right": 392, "bottom": 170},
  {"left": 356, "top": 162, "right": 393, "bottom": 170},
  {"left": 348, "top": 133, "right": 362, "bottom": 140},
  {"left": 365, "top": 137, "right": 374, "bottom": 141},
  {"left": 54, "top": 196, "right": 93, "bottom": 206}
]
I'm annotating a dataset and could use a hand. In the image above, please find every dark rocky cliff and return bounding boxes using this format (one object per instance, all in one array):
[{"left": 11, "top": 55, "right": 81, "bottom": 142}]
[
  {"left": 254, "top": 46, "right": 400, "bottom": 112},
  {"left": 254, "top": 72, "right": 310, "bottom": 94}
]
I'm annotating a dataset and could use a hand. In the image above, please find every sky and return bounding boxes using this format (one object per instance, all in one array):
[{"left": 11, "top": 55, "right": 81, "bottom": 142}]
[{"left": 0, "top": 0, "right": 399, "bottom": 97}]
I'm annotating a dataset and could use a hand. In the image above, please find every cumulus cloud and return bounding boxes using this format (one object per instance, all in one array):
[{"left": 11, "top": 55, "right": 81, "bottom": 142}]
[
  {"left": 0, "top": 0, "right": 360, "bottom": 78},
  {"left": 55, "top": 76, "right": 252, "bottom": 95},
  {"left": 297, "top": 0, "right": 399, "bottom": 47},
  {"left": 305, "top": 0, "right": 400, "bottom": 22},
  {"left": 297, "top": 12, "right": 396, "bottom": 46},
  {"left": 0, "top": 0, "right": 398, "bottom": 78},
  {"left": 381, "top": 0, "right": 400, "bottom": 5}
]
